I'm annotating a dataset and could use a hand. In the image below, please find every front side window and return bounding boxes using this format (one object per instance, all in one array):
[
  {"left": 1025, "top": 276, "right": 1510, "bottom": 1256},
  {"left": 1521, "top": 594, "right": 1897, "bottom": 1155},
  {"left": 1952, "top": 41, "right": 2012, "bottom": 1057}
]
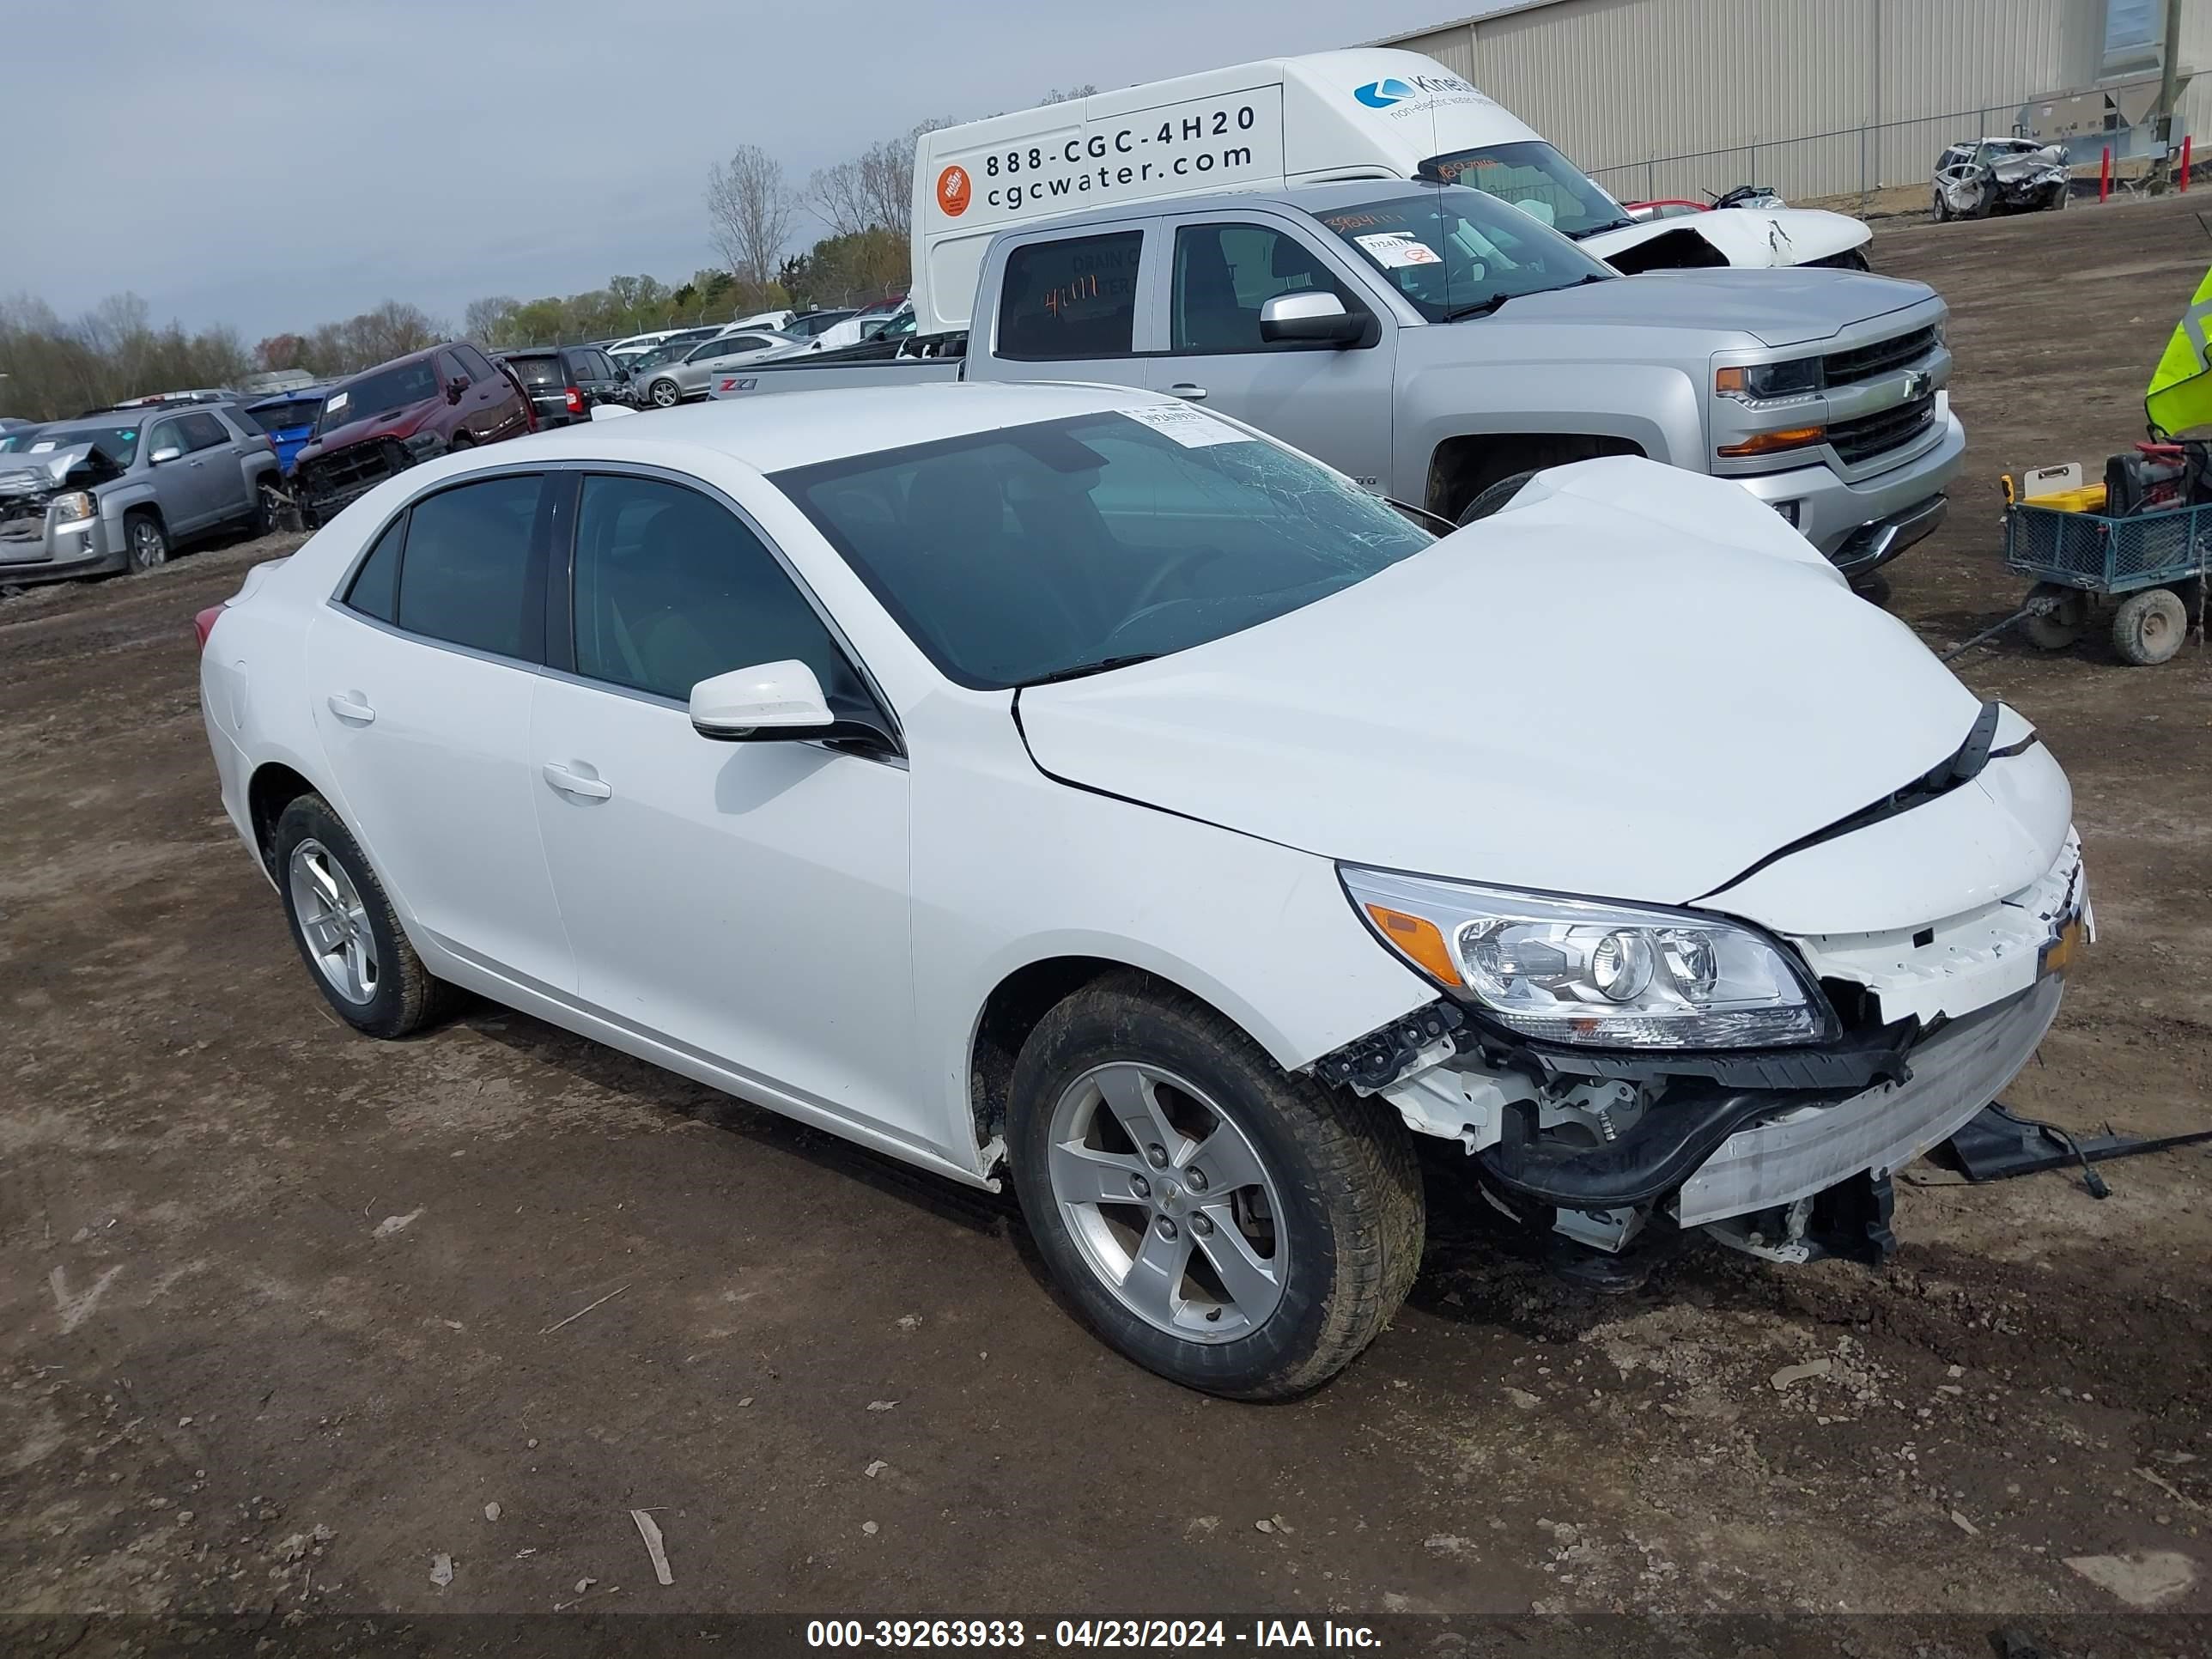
[
  {"left": 775, "top": 410, "right": 1431, "bottom": 690},
  {"left": 997, "top": 230, "right": 1142, "bottom": 359},
  {"left": 570, "top": 474, "right": 867, "bottom": 713},
  {"left": 455, "top": 343, "right": 496, "bottom": 381},
  {"left": 393, "top": 474, "right": 545, "bottom": 659},
  {"left": 1318, "top": 185, "right": 1613, "bottom": 322},
  {"left": 1419, "top": 142, "right": 1635, "bottom": 240},
  {"left": 1171, "top": 222, "right": 1358, "bottom": 353},
  {"left": 147, "top": 418, "right": 188, "bottom": 459}
]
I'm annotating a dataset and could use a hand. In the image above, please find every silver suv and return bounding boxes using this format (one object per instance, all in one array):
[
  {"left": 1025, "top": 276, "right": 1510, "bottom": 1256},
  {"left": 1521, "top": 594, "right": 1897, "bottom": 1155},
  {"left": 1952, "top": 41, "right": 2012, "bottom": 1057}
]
[{"left": 0, "top": 404, "right": 281, "bottom": 583}]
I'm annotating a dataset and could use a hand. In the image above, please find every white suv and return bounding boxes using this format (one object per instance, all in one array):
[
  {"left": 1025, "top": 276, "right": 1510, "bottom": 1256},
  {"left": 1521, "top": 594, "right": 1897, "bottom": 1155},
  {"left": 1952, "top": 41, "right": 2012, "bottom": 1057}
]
[{"left": 198, "top": 383, "right": 2086, "bottom": 1397}]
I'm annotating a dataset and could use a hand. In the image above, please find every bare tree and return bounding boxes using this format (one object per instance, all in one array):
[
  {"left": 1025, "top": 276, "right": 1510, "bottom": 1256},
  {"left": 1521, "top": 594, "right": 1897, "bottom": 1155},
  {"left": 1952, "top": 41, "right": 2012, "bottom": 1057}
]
[
  {"left": 808, "top": 157, "right": 872, "bottom": 238},
  {"left": 707, "top": 145, "right": 795, "bottom": 287},
  {"left": 1038, "top": 85, "right": 1099, "bottom": 105},
  {"left": 465, "top": 295, "right": 520, "bottom": 343}
]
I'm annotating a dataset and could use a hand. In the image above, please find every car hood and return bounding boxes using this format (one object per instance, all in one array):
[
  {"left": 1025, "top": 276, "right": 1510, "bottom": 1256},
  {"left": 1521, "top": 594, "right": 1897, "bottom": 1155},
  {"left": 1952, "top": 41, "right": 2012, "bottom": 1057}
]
[
  {"left": 299, "top": 398, "right": 437, "bottom": 458},
  {"left": 0, "top": 443, "right": 99, "bottom": 495},
  {"left": 1582, "top": 206, "right": 1873, "bottom": 273},
  {"left": 1015, "top": 458, "right": 1986, "bottom": 908},
  {"left": 1493, "top": 264, "right": 1929, "bottom": 347}
]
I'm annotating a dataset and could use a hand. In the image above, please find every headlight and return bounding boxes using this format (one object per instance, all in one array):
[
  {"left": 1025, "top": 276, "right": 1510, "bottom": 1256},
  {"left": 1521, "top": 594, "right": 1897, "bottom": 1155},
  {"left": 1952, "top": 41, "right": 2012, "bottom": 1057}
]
[
  {"left": 1715, "top": 358, "right": 1823, "bottom": 400},
  {"left": 1340, "top": 866, "right": 1834, "bottom": 1049},
  {"left": 50, "top": 491, "right": 96, "bottom": 525}
]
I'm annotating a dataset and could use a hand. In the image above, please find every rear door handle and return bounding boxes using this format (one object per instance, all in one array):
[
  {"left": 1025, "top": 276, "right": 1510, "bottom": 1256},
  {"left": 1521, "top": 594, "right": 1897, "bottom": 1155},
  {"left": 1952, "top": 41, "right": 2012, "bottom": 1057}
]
[
  {"left": 543, "top": 762, "right": 612, "bottom": 800},
  {"left": 1168, "top": 383, "right": 1208, "bottom": 402},
  {"left": 326, "top": 692, "right": 375, "bottom": 724}
]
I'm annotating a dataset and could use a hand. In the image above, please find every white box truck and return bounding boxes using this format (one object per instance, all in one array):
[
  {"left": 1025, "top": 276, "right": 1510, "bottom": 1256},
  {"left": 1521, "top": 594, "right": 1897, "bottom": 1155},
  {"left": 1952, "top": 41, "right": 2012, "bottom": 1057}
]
[{"left": 912, "top": 49, "right": 1871, "bottom": 336}]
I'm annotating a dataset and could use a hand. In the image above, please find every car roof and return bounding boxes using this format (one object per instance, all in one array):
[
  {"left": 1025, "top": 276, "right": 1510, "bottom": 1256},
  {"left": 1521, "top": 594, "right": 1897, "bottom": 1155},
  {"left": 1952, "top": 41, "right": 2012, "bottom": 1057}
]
[{"left": 459, "top": 381, "right": 1187, "bottom": 475}]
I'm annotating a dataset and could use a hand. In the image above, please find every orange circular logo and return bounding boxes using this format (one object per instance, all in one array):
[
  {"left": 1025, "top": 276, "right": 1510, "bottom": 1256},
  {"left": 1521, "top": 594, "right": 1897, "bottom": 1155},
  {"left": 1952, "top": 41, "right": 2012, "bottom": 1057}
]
[{"left": 936, "top": 165, "right": 971, "bottom": 217}]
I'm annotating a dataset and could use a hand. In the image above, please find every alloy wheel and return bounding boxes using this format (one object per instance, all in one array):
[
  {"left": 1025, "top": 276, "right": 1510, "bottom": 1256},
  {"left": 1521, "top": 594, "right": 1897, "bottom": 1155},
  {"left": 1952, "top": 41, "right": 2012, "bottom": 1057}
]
[
  {"left": 130, "top": 520, "right": 167, "bottom": 570},
  {"left": 1045, "top": 1061, "right": 1286, "bottom": 1342},
  {"left": 288, "top": 838, "right": 379, "bottom": 1005}
]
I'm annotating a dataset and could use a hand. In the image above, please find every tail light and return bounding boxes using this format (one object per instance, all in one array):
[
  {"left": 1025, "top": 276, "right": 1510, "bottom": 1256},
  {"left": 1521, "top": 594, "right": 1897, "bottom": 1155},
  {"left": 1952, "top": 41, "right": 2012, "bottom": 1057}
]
[
  {"left": 193, "top": 605, "right": 226, "bottom": 651},
  {"left": 564, "top": 387, "right": 584, "bottom": 416}
]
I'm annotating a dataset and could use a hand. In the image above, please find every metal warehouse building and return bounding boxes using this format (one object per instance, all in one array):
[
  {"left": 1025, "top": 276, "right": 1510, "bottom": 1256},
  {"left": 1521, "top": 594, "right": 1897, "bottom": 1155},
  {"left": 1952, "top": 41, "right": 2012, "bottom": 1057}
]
[{"left": 1373, "top": 0, "right": 2207, "bottom": 205}]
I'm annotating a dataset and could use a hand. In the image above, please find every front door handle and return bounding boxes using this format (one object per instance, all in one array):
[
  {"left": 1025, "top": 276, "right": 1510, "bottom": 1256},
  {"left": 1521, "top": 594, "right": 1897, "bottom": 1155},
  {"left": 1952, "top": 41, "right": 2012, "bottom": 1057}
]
[
  {"left": 326, "top": 692, "right": 375, "bottom": 724},
  {"left": 543, "top": 762, "right": 612, "bottom": 800},
  {"left": 1168, "top": 383, "right": 1208, "bottom": 402}
]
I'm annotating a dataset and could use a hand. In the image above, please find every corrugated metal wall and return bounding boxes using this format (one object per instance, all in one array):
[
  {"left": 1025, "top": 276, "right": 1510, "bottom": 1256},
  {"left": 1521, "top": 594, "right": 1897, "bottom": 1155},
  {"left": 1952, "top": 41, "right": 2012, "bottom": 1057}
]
[{"left": 1380, "top": 0, "right": 2190, "bottom": 204}]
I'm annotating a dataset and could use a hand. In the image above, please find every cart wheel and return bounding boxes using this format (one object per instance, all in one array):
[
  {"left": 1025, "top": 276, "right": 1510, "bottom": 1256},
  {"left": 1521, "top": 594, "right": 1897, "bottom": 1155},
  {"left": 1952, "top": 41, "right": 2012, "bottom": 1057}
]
[
  {"left": 2023, "top": 582, "right": 2086, "bottom": 651},
  {"left": 2111, "top": 586, "right": 2188, "bottom": 666}
]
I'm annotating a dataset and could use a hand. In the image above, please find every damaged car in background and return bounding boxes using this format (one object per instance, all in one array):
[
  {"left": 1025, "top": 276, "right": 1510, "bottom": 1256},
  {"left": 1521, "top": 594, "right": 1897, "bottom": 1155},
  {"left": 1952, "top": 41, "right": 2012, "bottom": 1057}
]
[
  {"left": 1, "top": 404, "right": 278, "bottom": 584},
  {"left": 1933, "top": 139, "right": 2072, "bottom": 222},
  {"left": 200, "top": 386, "right": 2086, "bottom": 1400},
  {"left": 289, "top": 343, "right": 532, "bottom": 526}
]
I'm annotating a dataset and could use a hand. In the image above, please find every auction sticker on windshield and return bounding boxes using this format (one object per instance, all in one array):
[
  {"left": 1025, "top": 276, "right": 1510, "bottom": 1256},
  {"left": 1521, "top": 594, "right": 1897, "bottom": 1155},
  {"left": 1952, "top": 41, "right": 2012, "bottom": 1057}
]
[
  {"left": 1119, "top": 404, "right": 1254, "bottom": 447},
  {"left": 1355, "top": 232, "right": 1443, "bottom": 269}
]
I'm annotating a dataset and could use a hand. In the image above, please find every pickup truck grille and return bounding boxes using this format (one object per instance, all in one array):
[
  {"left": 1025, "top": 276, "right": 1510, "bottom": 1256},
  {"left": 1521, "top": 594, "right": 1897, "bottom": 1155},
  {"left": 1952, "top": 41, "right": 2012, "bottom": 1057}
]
[
  {"left": 295, "top": 438, "right": 411, "bottom": 514},
  {"left": 1829, "top": 392, "right": 1937, "bottom": 465},
  {"left": 1822, "top": 325, "right": 1938, "bottom": 388}
]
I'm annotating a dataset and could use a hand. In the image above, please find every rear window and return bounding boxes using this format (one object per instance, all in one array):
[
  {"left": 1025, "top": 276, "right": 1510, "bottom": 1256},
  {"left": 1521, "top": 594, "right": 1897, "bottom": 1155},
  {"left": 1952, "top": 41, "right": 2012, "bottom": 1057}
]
[
  {"left": 246, "top": 398, "right": 322, "bottom": 434},
  {"left": 504, "top": 355, "right": 567, "bottom": 388},
  {"left": 997, "top": 231, "right": 1142, "bottom": 360}
]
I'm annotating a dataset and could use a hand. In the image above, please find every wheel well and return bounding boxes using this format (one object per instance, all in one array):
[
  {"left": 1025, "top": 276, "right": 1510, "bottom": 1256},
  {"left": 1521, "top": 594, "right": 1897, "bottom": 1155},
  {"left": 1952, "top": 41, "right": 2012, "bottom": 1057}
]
[
  {"left": 968, "top": 957, "right": 1249, "bottom": 1152},
  {"left": 124, "top": 501, "right": 165, "bottom": 533},
  {"left": 1425, "top": 433, "right": 1644, "bottom": 522},
  {"left": 246, "top": 762, "right": 319, "bottom": 876}
]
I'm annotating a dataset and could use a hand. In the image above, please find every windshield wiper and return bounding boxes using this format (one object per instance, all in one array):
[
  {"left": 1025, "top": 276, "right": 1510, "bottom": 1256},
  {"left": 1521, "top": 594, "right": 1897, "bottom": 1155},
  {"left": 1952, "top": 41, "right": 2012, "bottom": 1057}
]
[
  {"left": 1016, "top": 653, "right": 1160, "bottom": 687},
  {"left": 1437, "top": 292, "right": 1516, "bottom": 322}
]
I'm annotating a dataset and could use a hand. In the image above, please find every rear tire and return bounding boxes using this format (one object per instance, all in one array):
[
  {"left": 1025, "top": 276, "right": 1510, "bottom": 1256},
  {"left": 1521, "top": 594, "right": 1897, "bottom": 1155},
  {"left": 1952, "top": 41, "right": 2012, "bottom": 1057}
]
[
  {"left": 2024, "top": 582, "right": 2085, "bottom": 651},
  {"left": 125, "top": 511, "right": 167, "bottom": 573},
  {"left": 1006, "top": 973, "right": 1425, "bottom": 1400},
  {"left": 1457, "top": 469, "right": 1540, "bottom": 526},
  {"left": 2111, "top": 586, "right": 2187, "bottom": 666},
  {"left": 272, "top": 793, "right": 465, "bottom": 1038}
]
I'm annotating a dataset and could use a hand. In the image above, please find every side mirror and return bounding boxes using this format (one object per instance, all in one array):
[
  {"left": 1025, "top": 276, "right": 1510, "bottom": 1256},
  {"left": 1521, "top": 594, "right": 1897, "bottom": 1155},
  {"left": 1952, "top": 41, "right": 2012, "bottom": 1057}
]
[
  {"left": 690, "top": 659, "right": 834, "bottom": 741},
  {"left": 1260, "top": 290, "right": 1365, "bottom": 347},
  {"left": 445, "top": 378, "right": 468, "bottom": 404},
  {"left": 149, "top": 444, "right": 184, "bottom": 465}
]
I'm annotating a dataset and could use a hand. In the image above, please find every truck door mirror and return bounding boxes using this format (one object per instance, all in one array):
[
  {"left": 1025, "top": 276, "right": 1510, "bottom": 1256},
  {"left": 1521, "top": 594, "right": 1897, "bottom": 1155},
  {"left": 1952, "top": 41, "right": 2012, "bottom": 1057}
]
[
  {"left": 446, "top": 378, "right": 469, "bottom": 404},
  {"left": 1260, "top": 291, "right": 1364, "bottom": 347}
]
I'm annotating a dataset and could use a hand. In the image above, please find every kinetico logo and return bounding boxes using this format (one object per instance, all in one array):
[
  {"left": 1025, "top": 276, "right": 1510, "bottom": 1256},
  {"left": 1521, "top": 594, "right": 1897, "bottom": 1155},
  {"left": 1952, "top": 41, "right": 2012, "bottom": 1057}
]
[{"left": 1354, "top": 78, "right": 1414, "bottom": 109}]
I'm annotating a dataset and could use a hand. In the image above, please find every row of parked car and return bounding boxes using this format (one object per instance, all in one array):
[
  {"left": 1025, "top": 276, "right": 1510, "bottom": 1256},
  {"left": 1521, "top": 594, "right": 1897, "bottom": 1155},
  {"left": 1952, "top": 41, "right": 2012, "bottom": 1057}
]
[{"left": 0, "top": 299, "right": 914, "bottom": 587}]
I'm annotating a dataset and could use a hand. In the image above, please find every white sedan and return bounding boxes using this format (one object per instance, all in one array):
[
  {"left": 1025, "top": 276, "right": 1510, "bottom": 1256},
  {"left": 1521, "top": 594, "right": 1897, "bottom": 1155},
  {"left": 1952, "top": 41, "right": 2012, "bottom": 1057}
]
[{"left": 198, "top": 383, "right": 2086, "bottom": 1398}]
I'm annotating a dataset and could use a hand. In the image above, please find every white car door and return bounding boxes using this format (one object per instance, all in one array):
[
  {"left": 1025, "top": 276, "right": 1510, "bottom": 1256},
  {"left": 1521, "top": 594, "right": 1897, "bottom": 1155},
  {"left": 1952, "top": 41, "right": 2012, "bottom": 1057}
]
[
  {"left": 526, "top": 471, "right": 925, "bottom": 1149},
  {"left": 306, "top": 471, "right": 575, "bottom": 993}
]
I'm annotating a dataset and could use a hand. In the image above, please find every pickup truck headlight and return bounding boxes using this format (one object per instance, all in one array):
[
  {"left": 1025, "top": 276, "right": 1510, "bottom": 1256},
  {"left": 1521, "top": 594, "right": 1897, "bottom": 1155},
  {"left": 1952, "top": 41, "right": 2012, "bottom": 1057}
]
[
  {"left": 1716, "top": 358, "right": 1823, "bottom": 399},
  {"left": 1340, "top": 866, "right": 1834, "bottom": 1048},
  {"left": 50, "top": 491, "right": 96, "bottom": 526}
]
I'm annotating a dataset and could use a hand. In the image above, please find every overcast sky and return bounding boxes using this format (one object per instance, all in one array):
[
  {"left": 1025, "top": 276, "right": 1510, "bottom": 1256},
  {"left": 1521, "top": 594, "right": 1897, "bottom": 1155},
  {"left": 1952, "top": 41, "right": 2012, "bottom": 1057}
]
[{"left": 8, "top": 0, "right": 1492, "bottom": 341}]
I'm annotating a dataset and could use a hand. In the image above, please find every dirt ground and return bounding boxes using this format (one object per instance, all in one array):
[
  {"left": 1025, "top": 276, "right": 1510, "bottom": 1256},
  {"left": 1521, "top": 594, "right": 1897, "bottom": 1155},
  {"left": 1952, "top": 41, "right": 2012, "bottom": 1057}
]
[{"left": 3, "top": 193, "right": 2209, "bottom": 1648}]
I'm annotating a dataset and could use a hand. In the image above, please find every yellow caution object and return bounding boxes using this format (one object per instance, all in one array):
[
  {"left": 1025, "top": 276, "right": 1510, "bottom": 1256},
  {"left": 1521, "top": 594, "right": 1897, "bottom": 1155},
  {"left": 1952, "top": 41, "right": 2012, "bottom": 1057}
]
[{"left": 2146, "top": 262, "right": 2212, "bottom": 438}]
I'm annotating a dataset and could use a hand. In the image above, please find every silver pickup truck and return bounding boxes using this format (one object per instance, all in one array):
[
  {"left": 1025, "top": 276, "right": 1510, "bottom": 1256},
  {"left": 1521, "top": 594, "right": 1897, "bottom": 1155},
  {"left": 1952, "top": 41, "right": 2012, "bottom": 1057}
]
[{"left": 710, "top": 181, "right": 1962, "bottom": 583}]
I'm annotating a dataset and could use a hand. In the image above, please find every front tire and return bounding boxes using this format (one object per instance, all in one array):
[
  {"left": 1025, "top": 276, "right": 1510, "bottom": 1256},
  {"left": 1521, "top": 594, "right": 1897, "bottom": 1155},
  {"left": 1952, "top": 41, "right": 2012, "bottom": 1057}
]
[
  {"left": 272, "top": 793, "right": 463, "bottom": 1037},
  {"left": 1006, "top": 974, "right": 1424, "bottom": 1400},
  {"left": 649, "top": 379, "right": 680, "bottom": 409},
  {"left": 125, "top": 511, "right": 168, "bottom": 573},
  {"left": 1457, "top": 469, "right": 1539, "bottom": 526}
]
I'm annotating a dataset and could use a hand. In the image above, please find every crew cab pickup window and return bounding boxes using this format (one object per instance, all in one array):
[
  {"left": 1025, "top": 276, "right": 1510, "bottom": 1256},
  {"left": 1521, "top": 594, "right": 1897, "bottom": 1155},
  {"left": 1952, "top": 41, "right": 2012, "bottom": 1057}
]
[
  {"left": 998, "top": 231, "right": 1143, "bottom": 360},
  {"left": 1170, "top": 223, "right": 1360, "bottom": 353}
]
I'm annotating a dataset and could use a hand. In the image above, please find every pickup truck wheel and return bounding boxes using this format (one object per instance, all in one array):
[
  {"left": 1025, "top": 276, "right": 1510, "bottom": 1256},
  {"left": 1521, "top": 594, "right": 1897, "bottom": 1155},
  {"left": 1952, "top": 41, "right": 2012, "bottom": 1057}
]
[
  {"left": 1006, "top": 973, "right": 1424, "bottom": 1400},
  {"left": 2111, "top": 586, "right": 2187, "bottom": 666},
  {"left": 125, "top": 512, "right": 168, "bottom": 573},
  {"left": 1457, "top": 469, "right": 1539, "bottom": 526},
  {"left": 273, "top": 793, "right": 464, "bottom": 1037},
  {"left": 648, "top": 379, "right": 681, "bottom": 409}
]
